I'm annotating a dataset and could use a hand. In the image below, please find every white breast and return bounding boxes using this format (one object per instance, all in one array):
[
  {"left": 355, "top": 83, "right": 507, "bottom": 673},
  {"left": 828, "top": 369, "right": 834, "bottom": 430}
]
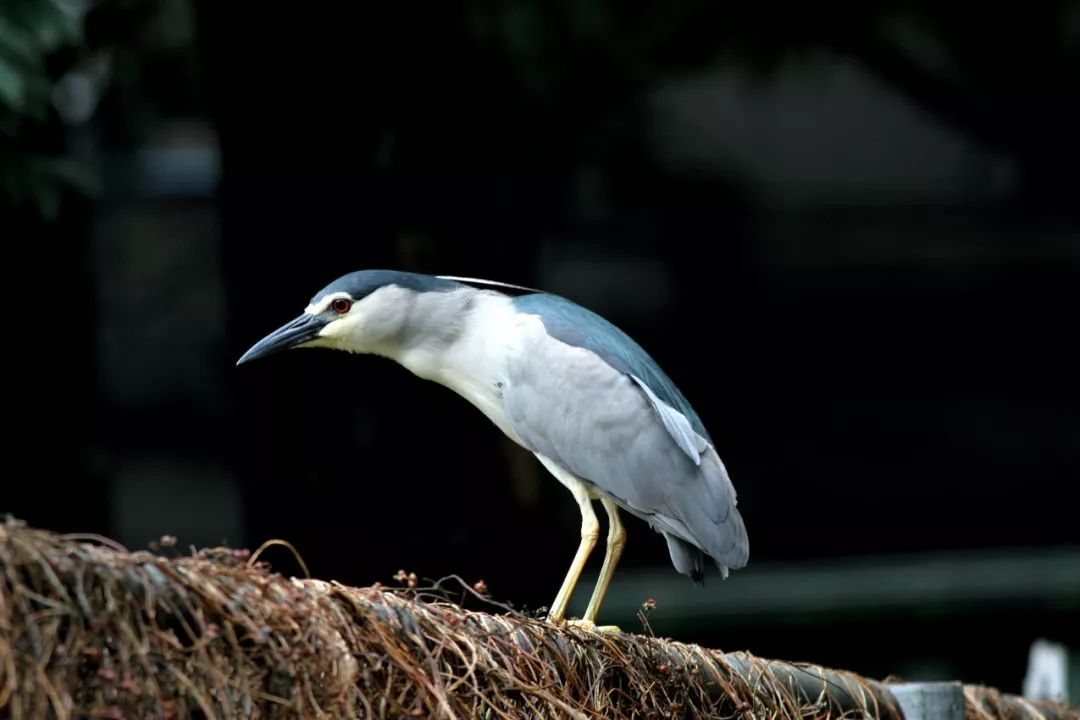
[{"left": 397, "top": 291, "right": 528, "bottom": 445}]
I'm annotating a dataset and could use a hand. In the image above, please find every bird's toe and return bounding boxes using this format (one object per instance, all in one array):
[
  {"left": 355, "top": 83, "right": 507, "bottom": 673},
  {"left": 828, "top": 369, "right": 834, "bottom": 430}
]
[{"left": 562, "top": 618, "right": 622, "bottom": 635}]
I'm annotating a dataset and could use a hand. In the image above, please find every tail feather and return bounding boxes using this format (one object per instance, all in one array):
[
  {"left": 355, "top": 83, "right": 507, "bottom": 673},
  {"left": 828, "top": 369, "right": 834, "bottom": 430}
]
[
  {"left": 676, "top": 449, "right": 749, "bottom": 571},
  {"left": 664, "top": 533, "right": 706, "bottom": 585}
]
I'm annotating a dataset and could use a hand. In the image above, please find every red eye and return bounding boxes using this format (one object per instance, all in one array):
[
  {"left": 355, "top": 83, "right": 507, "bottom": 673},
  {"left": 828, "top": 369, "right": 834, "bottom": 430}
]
[{"left": 331, "top": 298, "right": 352, "bottom": 314}]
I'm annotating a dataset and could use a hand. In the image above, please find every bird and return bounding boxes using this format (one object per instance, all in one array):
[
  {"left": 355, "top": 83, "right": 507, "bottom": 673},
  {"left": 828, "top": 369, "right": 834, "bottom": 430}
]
[{"left": 237, "top": 269, "right": 748, "bottom": 630}]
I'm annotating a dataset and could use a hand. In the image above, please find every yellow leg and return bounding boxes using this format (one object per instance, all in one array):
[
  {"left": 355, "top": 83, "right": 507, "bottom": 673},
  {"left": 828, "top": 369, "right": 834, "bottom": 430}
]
[
  {"left": 582, "top": 497, "right": 625, "bottom": 625},
  {"left": 546, "top": 480, "right": 599, "bottom": 623}
]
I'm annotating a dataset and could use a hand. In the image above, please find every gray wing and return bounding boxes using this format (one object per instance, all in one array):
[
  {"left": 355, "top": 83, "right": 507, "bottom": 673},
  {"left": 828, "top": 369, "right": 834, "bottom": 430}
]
[
  {"left": 629, "top": 374, "right": 709, "bottom": 465},
  {"left": 503, "top": 330, "right": 749, "bottom": 573}
]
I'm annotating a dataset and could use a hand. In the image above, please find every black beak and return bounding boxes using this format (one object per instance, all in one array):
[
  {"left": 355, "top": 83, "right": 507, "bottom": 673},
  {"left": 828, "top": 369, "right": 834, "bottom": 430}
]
[{"left": 236, "top": 314, "right": 325, "bottom": 366}]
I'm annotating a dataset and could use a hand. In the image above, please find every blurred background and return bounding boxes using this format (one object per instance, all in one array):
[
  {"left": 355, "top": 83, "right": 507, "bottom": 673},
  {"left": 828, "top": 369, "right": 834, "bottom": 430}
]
[{"left": 4, "top": 0, "right": 1078, "bottom": 699}]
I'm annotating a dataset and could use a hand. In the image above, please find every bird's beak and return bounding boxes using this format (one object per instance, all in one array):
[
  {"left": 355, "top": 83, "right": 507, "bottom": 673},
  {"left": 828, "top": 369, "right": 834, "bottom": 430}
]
[{"left": 236, "top": 313, "right": 325, "bottom": 366}]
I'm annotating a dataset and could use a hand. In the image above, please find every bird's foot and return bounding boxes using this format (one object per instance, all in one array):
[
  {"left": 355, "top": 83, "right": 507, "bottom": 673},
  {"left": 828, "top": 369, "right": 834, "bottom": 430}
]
[{"left": 561, "top": 618, "right": 622, "bottom": 635}]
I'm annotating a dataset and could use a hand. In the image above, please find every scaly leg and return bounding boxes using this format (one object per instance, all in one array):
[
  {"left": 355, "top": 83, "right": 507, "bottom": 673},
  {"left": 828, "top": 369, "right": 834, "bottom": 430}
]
[
  {"left": 581, "top": 497, "right": 625, "bottom": 628},
  {"left": 540, "top": 459, "right": 599, "bottom": 623}
]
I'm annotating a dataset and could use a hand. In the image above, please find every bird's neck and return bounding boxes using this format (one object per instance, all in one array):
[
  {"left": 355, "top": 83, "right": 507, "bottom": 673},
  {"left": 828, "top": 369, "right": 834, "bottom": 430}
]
[{"left": 392, "top": 288, "right": 523, "bottom": 442}]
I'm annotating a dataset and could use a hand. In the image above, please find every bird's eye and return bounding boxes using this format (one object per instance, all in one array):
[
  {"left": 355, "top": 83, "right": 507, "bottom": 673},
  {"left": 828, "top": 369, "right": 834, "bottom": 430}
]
[{"left": 331, "top": 298, "right": 352, "bottom": 314}]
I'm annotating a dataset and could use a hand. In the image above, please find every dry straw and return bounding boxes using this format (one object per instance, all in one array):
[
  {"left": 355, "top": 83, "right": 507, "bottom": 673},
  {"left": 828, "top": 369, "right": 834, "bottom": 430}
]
[{"left": 1, "top": 518, "right": 1075, "bottom": 719}]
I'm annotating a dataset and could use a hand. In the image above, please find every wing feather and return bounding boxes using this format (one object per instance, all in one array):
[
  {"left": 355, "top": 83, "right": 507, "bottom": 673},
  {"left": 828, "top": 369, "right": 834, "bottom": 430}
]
[
  {"left": 630, "top": 374, "right": 708, "bottom": 465},
  {"left": 503, "top": 322, "right": 749, "bottom": 573}
]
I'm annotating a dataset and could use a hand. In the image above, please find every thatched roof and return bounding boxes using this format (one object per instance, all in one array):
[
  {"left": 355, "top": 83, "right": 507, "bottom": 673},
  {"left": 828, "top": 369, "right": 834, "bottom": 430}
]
[{"left": 1, "top": 518, "right": 1075, "bottom": 719}]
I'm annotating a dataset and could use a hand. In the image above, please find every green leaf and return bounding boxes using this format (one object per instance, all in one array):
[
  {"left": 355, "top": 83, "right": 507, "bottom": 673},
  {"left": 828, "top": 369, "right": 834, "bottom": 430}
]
[
  {"left": 7, "top": 0, "right": 82, "bottom": 53},
  {"left": 0, "top": 56, "right": 27, "bottom": 110},
  {"left": 40, "top": 156, "right": 100, "bottom": 196},
  {"left": 33, "top": 181, "right": 62, "bottom": 221},
  {"left": 19, "top": 154, "right": 65, "bottom": 221},
  {"left": 0, "top": 156, "right": 24, "bottom": 205},
  {"left": 0, "top": 19, "right": 41, "bottom": 67}
]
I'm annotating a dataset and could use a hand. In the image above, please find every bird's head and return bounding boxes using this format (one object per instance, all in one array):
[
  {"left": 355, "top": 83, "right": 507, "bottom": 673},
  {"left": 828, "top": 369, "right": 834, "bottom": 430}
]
[{"left": 236, "top": 270, "right": 463, "bottom": 366}]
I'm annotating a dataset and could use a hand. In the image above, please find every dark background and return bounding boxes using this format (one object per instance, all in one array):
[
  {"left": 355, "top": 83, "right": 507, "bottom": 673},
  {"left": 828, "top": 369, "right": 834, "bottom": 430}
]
[{"left": 5, "top": 0, "right": 1078, "bottom": 697}]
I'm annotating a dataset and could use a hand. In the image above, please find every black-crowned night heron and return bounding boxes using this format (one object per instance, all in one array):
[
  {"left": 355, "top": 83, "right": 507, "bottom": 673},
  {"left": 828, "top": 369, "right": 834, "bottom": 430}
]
[{"left": 238, "top": 270, "right": 748, "bottom": 630}]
